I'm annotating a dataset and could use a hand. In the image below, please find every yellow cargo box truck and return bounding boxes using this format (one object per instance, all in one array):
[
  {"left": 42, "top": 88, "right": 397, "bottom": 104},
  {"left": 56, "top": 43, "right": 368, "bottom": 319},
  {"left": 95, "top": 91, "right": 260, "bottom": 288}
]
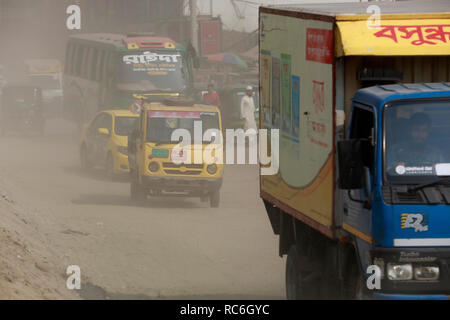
[{"left": 259, "top": 1, "right": 450, "bottom": 299}]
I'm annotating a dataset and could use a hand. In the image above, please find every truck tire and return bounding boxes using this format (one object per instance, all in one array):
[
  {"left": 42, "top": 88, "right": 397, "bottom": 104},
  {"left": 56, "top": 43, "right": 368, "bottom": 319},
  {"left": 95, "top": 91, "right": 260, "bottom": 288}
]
[
  {"left": 209, "top": 188, "right": 220, "bottom": 208},
  {"left": 286, "top": 245, "right": 319, "bottom": 300},
  {"left": 345, "top": 256, "right": 365, "bottom": 300}
]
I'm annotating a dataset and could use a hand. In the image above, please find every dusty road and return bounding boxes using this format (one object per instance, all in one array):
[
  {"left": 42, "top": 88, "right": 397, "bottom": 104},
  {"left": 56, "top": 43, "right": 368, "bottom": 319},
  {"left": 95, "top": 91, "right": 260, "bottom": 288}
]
[{"left": 0, "top": 119, "right": 285, "bottom": 299}]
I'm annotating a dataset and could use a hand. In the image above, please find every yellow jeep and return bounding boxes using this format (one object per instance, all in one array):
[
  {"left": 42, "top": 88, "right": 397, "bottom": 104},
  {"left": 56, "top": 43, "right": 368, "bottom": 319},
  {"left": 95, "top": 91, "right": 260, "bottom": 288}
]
[{"left": 128, "top": 98, "right": 224, "bottom": 207}]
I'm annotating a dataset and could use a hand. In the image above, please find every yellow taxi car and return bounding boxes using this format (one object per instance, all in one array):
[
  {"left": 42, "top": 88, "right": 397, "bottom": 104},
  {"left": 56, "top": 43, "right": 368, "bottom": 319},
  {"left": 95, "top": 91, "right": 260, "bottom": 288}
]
[{"left": 80, "top": 110, "right": 139, "bottom": 177}]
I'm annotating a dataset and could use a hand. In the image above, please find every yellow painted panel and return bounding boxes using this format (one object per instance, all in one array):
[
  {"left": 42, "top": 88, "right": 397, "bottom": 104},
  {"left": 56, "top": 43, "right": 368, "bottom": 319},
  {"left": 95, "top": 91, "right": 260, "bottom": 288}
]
[{"left": 336, "top": 19, "right": 450, "bottom": 56}]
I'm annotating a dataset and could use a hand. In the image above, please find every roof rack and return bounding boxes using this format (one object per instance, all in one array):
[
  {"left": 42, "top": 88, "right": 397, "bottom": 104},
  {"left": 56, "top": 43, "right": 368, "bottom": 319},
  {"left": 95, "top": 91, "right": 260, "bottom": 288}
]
[{"left": 162, "top": 97, "right": 195, "bottom": 107}]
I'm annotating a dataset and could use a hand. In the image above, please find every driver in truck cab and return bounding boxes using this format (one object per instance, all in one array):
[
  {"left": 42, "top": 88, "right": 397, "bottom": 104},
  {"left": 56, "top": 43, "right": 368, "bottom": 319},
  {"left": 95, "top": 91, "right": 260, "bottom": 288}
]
[{"left": 387, "top": 112, "right": 445, "bottom": 173}]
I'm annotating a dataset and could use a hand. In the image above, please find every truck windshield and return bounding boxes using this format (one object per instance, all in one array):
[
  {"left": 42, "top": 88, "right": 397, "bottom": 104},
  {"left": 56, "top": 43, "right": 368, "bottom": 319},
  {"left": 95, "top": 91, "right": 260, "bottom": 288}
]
[
  {"left": 146, "top": 111, "right": 219, "bottom": 144},
  {"left": 117, "top": 50, "right": 187, "bottom": 92},
  {"left": 384, "top": 100, "right": 450, "bottom": 183}
]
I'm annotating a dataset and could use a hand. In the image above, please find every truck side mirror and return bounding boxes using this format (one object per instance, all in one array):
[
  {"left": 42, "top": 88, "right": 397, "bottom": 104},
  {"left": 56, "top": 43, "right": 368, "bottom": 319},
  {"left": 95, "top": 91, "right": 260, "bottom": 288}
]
[{"left": 337, "top": 139, "right": 369, "bottom": 189}]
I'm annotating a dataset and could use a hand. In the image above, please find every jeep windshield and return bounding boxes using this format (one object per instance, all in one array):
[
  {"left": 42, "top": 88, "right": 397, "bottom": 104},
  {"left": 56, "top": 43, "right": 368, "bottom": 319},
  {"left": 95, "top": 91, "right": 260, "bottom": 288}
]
[
  {"left": 146, "top": 111, "right": 220, "bottom": 144},
  {"left": 384, "top": 99, "right": 450, "bottom": 184},
  {"left": 117, "top": 50, "right": 187, "bottom": 92}
]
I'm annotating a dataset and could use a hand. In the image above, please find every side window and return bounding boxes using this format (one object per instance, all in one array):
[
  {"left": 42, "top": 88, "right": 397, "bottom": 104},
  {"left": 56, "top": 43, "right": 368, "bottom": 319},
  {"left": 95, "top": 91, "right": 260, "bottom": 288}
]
[
  {"left": 65, "top": 43, "right": 74, "bottom": 75},
  {"left": 81, "top": 47, "right": 91, "bottom": 79},
  {"left": 74, "top": 45, "right": 85, "bottom": 77},
  {"left": 106, "top": 53, "right": 116, "bottom": 81},
  {"left": 90, "top": 49, "right": 99, "bottom": 81},
  {"left": 101, "top": 51, "right": 111, "bottom": 83},
  {"left": 88, "top": 114, "right": 104, "bottom": 135},
  {"left": 102, "top": 113, "right": 113, "bottom": 132},
  {"left": 349, "top": 106, "right": 375, "bottom": 172},
  {"left": 96, "top": 50, "right": 105, "bottom": 82}
]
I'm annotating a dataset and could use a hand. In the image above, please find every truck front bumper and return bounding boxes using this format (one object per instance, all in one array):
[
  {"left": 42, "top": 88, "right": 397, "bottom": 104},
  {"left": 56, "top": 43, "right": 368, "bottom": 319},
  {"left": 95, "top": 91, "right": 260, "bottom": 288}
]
[
  {"left": 368, "top": 247, "right": 450, "bottom": 298},
  {"left": 373, "top": 293, "right": 450, "bottom": 300}
]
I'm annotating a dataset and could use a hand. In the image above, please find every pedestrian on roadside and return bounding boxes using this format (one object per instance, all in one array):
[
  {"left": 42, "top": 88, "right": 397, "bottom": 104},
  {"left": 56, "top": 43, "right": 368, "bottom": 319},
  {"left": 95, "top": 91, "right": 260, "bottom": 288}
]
[{"left": 240, "top": 85, "right": 257, "bottom": 131}]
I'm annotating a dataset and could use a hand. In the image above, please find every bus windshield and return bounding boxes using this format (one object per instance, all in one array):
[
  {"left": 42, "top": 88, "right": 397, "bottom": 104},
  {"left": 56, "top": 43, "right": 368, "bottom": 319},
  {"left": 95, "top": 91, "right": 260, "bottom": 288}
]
[{"left": 117, "top": 50, "right": 187, "bottom": 92}]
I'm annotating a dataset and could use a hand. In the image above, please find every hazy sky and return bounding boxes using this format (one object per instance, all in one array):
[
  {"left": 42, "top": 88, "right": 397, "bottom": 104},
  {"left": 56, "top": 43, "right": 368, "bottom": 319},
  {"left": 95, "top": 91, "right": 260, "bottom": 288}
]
[{"left": 192, "top": 0, "right": 364, "bottom": 32}]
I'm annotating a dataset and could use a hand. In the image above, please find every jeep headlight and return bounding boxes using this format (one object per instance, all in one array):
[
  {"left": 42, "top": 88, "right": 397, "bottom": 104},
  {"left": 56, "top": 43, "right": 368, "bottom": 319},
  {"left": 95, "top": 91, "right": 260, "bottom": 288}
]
[
  {"left": 387, "top": 263, "right": 413, "bottom": 280},
  {"left": 414, "top": 266, "right": 439, "bottom": 281},
  {"left": 117, "top": 146, "right": 128, "bottom": 155},
  {"left": 149, "top": 161, "right": 159, "bottom": 173}
]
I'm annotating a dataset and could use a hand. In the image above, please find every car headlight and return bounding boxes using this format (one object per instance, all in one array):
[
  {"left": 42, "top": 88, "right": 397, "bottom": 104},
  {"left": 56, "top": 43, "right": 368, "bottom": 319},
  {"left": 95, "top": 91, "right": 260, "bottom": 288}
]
[
  {"left": 206, "top": 164, "right": 217, "bottom": 175},
  {"left": 414, "top": 266, "right": 439, "bottom": 281},
  {"left": 149, "top": 161, "right": 159, "bottom": 173},
  {"left": 387, "top": 263, "right": 413, "bottom": 281},
  {"left": 117, "top": 146, "right": 128, "bottom": 155}
]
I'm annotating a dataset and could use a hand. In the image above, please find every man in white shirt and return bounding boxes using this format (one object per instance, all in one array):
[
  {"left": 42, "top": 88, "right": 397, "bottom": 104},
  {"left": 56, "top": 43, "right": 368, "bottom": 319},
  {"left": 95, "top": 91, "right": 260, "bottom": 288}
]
[{"left": 240, "top": 85, "right": 257, "bottom": 131}]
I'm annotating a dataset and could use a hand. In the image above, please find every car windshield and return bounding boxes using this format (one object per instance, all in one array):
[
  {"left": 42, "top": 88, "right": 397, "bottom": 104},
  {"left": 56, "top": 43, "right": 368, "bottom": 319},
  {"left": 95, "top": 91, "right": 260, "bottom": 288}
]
[
  {"left": 147, "top": 111, "right": 219, "bottom": 144},
  {"left": 384, "top": 100, "right": 450, "bottom": 183},
  {"left": 28, "top": 74, "right": 61, "bottom": 90},
  {"left": 114, "top": 116, "right": 139, "bottom": 136},
  {"left": 117, "top": 50, "right": 187, "bottom": 92}
]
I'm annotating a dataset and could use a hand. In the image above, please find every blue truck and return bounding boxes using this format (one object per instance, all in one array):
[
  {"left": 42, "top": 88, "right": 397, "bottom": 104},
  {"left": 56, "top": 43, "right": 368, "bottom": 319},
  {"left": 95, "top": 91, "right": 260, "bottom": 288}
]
[{"left": 259, "top": 1, "right": 450, "bottom": 299}]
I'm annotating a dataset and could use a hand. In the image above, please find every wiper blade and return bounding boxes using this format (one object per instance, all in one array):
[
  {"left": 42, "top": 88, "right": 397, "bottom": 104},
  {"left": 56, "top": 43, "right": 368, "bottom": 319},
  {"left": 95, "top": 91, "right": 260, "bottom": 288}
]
[{"left": 409, "top": 176, "right": 450, "bottom": 192}]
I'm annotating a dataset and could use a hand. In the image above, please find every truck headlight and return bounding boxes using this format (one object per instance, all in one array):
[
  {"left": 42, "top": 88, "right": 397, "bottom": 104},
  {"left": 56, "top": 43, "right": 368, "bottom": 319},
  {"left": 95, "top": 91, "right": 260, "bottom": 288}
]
[
  {"left": 206, "top": 164, "right": 217, "bottom": 175},
  {"left": 414, "top": 266, "right": 439, "bottom": 281},
  {"left": 387, "top": 263, "right": 413, "bottom": 280}
]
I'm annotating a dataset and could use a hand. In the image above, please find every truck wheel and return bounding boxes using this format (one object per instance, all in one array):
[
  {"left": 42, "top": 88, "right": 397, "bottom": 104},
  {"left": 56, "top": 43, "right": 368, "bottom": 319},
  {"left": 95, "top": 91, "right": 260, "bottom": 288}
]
[
  {"left": 209, "top": 189, "right": 220, "bottom": 208},
  {"left": 286, "top": 245, "right": 319, "bottom": 300},
  {"left": 345, "top": 257, "right": 365, "bottom": 300},
  {"left": 80, "top": 144, "right": 92, "bottom": 170}
]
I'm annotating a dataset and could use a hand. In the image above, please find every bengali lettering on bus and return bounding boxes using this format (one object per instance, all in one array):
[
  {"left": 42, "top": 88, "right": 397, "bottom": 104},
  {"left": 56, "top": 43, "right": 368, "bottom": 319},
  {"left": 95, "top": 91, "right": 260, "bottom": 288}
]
[{"left": 123, "top": 52, "right": 181, "bottom": 64}]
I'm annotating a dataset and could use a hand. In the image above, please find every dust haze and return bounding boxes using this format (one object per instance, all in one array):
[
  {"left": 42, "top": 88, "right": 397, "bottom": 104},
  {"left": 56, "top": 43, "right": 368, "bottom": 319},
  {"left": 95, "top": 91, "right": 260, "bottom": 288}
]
[{"left": 0, "top": 0, "right": 283, "bottom": 300}]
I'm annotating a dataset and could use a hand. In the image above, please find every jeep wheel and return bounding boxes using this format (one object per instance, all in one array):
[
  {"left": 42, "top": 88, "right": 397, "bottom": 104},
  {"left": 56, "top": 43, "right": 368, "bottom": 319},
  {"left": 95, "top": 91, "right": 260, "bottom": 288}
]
[
  {"left": 209, "top": 189, "right": 220, "bottom": 208},
  {"left": 130, "top": 179, "right": 146, "bottom": 203}
]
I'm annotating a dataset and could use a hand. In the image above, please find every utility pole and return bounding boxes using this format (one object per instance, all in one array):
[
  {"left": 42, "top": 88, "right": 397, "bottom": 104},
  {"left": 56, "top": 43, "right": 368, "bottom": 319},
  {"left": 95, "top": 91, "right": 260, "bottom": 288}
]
[{"left": 189, "top": 0, "right": 199, "bottom": 53}]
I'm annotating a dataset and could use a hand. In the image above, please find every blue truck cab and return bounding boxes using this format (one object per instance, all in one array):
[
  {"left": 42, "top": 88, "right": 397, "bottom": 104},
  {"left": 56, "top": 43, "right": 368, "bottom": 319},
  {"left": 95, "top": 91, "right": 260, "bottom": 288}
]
[{"left": 338, "top": 83, "right": 450, "bottom": 299}]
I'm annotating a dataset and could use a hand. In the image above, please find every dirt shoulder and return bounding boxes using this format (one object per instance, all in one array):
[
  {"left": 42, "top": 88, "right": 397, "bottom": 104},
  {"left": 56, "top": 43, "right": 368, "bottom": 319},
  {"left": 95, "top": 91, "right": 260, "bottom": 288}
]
[{"left": 0, "top": 183, "right": 78, "bottom": 299}]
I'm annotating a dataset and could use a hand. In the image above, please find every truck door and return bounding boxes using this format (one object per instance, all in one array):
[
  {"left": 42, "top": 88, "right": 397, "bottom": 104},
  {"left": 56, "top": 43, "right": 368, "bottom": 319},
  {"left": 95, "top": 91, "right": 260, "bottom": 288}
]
[{"left": 344, "top": 104, "right": 376, "bottom": 241}]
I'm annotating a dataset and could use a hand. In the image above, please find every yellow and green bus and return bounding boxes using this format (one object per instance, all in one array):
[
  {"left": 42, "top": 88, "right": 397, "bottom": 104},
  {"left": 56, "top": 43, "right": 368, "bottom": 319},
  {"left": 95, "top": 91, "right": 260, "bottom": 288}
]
[{"left": 63, "top": 34, "right": 197, "bottom": 126}]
